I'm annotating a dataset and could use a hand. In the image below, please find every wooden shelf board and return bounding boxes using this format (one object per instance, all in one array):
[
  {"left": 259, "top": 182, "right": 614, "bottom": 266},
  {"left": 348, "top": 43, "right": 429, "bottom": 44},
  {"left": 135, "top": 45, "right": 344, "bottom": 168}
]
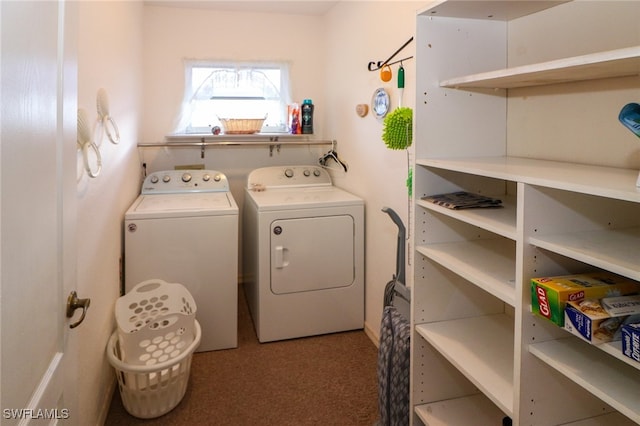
[
  {"left": 416, "top": 239, "right": 516, "bottom": 306},
  {"left": 531, "top": 228, "right": 640, "bottom": 282},
  {"left": 419, "top": 1, "right": 568, "bottom": 21},
  {"left": 598, "top": 339, "right": 640, "bottom": 371},
  {"left": 441, "top": 46, "right": 640, "bottom": 89},
  {"left": 415, "top": 394, "right": 507, "bottom": 426},
  {"left": 416, "top": 194, "right": 517, "bottom": 240},
  {"left": 559, "top": 412, "right": 639, "bottom": 426},
  {"left": 529, "top": 338, "right": 640, "bottom": 423},
  {"left": 417, "top": 156, "right": 640, "bottom": 203},
  {"left": 416, "top": 314, "right": 514, "bottom": 415}
]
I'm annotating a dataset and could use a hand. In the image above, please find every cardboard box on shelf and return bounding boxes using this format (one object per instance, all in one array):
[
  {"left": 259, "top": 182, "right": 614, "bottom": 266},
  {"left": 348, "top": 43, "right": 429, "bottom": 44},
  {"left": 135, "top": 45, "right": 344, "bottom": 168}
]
[
  {"left": 621, "top": 323, "right": 640, "bottom": 363},
  {"left": 564, "top": 295, "right": 640, "bottom": 344},
  {"left": 531, "top": 272, "right": 640, "bottom": 326}
]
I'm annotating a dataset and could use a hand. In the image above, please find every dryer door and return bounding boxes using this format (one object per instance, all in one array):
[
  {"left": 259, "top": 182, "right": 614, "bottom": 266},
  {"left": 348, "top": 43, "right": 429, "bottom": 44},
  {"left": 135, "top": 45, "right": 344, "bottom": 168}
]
[{"left": 270, "top": 215, "right": 355, "bottom": 294}]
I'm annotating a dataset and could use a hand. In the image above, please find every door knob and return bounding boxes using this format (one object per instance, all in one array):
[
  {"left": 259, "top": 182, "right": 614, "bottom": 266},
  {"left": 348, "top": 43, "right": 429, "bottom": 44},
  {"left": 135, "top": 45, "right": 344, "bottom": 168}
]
[{"left": 66, "top": 291, "right": 91, "bottom": 329}]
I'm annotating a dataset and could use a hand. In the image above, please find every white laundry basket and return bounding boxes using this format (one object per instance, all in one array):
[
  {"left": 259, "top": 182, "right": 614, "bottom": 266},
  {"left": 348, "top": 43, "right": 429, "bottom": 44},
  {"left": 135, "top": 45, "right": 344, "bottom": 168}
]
[
  {"left": 107, "top": 320, "right": 201, "bottom": 419},
  {"left": 115, "top": 279, "right": 197, "bottom": 366}
]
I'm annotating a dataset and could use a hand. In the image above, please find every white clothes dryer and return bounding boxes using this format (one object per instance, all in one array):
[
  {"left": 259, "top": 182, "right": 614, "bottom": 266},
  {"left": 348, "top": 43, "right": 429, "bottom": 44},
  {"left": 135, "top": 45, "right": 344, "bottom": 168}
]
[
  {"left": 125, "top": 170, "right": 238, "bottom": 352},
  {"left": 243, "top": 165, "right": 364, "bottom": 343}
]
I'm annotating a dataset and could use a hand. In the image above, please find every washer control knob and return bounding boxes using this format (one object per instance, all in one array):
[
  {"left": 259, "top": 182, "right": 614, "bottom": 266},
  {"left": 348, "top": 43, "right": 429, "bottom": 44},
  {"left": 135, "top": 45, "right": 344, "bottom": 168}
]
[
  {"left": 284, "top": 169, "right": 294, "bottom": 178},
  {"left": 213, "top": 174, "right": 221, "bottom": 182},
  {"left": 303, "top": 169, "right": 310, "bottom": 177},
  {"left": 182, "top": 173, "right": 192, "bottom": 183},
  {"left": 162, "top": 175, "right": 171, "bottom": 183},
  {"left": 202, "top": 173, "right": 211, "bottom": 182},
  {"left": 313, "top": 169, "right": 321, "bottom": 177},
  {"left": 150, "top": 175, "right": 159, "bottom": 184}
]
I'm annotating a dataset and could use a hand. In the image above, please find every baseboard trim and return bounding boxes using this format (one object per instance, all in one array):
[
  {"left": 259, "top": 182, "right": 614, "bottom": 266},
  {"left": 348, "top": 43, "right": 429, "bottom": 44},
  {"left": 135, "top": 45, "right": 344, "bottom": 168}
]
[
  {"left": 98, "top": 376, "right": 116, "bottom": 425},
  {"left": 364, "top": 321, "right": 380, "bottom": 348}
]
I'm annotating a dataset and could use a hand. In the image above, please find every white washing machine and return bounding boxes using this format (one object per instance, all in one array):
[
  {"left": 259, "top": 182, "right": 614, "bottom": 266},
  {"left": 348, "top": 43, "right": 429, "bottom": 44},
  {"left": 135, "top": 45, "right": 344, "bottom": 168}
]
[
  {"left": 125, "top": 169, "right": 238, "bottom": 352},
  {"left": 243, "top": 165, "right": 364, "bottom": 343}
]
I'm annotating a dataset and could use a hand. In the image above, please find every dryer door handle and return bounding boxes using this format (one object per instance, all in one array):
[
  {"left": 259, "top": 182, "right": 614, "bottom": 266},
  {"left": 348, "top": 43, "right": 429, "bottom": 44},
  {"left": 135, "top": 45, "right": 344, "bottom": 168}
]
[{"left": 274, "top": 246, "right": 289, "bottom": 268}]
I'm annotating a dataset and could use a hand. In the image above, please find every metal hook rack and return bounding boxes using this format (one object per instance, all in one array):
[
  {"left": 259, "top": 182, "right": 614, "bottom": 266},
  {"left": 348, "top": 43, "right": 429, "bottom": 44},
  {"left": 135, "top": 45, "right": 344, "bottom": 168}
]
[
  {"left": 367, "top": 36, "right": 414, "bottom": 71},
  {"left": 318, "top": 140, "right": 348, "bottom": 172}
]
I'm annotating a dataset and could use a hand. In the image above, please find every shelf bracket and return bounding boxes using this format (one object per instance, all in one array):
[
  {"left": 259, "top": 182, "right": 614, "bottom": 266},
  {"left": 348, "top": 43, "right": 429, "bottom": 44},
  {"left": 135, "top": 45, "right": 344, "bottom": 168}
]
[{"left": 269, "top": 144, "right": 282, "bottom": 157}]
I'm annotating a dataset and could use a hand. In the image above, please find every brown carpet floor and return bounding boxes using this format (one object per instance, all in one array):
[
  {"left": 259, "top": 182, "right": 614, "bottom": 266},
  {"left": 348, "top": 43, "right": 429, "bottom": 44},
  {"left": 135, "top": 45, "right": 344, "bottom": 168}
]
[{"left": 105, "top": 285, "right": 380, "bottom": 425}]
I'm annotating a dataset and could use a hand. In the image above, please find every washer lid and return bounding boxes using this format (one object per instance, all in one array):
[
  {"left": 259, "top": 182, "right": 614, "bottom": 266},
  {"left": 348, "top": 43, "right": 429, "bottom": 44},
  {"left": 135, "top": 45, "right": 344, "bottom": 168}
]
[
  {"left": 246, "top": 186, "right": 363, "bottom": 211},
  {"left": 126, "top": 192, "right": 238, "bottom": 219}
]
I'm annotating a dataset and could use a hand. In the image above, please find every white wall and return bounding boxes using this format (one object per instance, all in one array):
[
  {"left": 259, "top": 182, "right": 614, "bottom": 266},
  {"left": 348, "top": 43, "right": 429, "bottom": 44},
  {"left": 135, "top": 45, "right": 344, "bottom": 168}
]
[
  {"left": 140, "top": 5, "right": 333, "bottom": 260},
  {"left": 71, "top": 1, "right": 640, "bottom": 422},
  {"left": 507, "top": 0, "right": 640, "bottom": 169},
  {"left": 322, "top": 1, "right": 421, "bottom": 338},
  {"left": 76, "top": 1, "right": 143, "bottom": 424},
  {"left": 140, "top": 1, "right": 423, "bottom": 341},
  {"left": 141, "top": 5, "right": 327, "bottom": 141},
  {"left": 73, "top": 2, "right": 424, "bottom": 421}
]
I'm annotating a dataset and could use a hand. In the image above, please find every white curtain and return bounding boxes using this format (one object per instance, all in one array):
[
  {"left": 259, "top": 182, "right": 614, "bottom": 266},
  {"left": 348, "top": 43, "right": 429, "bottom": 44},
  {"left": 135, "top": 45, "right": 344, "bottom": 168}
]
[{"left": 172, "top": 59, "right": 292, "bottom": 134}]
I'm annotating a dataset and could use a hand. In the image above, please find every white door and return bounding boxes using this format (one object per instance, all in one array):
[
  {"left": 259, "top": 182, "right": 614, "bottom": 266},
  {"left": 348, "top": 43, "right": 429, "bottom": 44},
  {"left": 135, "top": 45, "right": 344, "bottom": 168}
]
[{"left": 1, "top": 1, "right": 79, "bottom": 424}]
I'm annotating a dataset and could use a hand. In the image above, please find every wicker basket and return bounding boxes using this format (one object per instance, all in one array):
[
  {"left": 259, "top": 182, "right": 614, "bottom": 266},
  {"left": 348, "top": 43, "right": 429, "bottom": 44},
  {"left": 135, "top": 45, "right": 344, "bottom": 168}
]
[{"left": 218, "top": 117, "right": 265, "bottom": 134}]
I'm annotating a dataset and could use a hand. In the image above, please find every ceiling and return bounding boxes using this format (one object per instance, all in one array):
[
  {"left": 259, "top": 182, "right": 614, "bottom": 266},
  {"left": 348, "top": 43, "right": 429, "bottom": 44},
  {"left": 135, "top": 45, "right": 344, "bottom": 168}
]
[{"left": 144, "top": 0, "right": 341, "bottom": 16}]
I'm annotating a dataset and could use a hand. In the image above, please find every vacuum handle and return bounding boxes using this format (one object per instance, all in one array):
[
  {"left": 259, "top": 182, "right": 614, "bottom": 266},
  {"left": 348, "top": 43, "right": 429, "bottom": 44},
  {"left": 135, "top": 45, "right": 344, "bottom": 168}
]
[{"left": 381, "top": 207, "right": 406, "bottom": 285}]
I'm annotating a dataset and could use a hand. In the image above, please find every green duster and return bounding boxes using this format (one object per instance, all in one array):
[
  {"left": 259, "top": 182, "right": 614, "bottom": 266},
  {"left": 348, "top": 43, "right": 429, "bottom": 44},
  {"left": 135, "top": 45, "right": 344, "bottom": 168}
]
[{"left": 382, "top": 106, "right": 412, "bottom": 150}]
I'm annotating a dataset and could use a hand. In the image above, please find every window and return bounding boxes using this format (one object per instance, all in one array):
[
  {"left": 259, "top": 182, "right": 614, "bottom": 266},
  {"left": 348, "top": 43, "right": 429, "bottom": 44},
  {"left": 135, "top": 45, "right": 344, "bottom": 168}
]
[{"left": 175, "top": 61, "right": 291, "bottom": 134}]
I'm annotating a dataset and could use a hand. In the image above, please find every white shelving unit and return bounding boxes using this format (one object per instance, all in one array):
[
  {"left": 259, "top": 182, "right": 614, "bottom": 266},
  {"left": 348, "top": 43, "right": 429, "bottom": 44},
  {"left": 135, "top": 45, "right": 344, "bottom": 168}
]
[{"left": 411, "top": 1, "right": 640, "bottom": 425}]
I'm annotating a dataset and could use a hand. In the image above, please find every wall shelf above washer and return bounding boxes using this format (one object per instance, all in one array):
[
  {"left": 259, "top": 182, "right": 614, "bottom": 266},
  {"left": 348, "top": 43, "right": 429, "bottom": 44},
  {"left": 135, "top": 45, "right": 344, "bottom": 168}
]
[
  {"left": 137, "top": 134, "right": 334, "bottom": 157},
  {"left": 142, "top": 133, "right": 331, "bottom": 145}
]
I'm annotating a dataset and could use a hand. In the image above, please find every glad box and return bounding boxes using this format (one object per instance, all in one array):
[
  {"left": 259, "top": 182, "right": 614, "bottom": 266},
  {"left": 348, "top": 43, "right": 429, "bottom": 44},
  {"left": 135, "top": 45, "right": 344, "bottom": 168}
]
[
  {"left": 564, "top": 295, "right": 640, "bottom": 344},
  {"left": 531, "top": 272, "right": 640, "bottom": 326},
  {"left": 621, "top": 323, "right": 640, "bottom": 363}
]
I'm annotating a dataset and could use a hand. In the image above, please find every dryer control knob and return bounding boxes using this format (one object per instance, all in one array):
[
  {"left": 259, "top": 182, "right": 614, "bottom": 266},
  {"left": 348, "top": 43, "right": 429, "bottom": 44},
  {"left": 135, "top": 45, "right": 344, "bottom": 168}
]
[
  {"left": 202, "top": 174, "right": 211, "bottom": 182},
  {"left": 162, "top": 175, "right": 171, "bottom": 183},
  {"left": 182, "top": 173, "right": 192, "bottom": 183},
  {"left": 213, "top": 174, "right": 221, "bottom": 182},
  {"left": 313, "top": 169, "right": 321, "bottom": 177},
  {"left": 284, "top": 168, "right": 294, "bottom": 178},
  {"left": 150, "top": 175, "right": 159, "bottom": 184},
  {"left": 303, "top": 169, "right": 310, "bottom": 177}
]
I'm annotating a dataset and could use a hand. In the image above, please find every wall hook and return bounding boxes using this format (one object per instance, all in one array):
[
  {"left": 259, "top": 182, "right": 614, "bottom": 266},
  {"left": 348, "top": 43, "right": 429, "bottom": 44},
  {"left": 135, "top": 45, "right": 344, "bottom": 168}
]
[{"left": 368, "top": 37, "right": 414, "bottom": 71}]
